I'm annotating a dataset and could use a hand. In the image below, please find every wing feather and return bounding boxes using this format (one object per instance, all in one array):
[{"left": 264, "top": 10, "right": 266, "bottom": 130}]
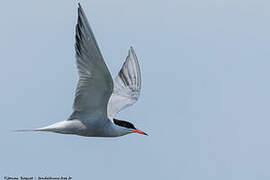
[
  {"left": 107, "top": 47, "right": 141, "bottom": 120},
  {"left": 69, "top": 4, "right": 113, "bottom": 120}
]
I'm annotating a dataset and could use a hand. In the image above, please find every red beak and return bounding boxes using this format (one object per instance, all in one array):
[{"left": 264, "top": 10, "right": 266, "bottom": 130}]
[{"left": 132, "top": 129, "right": 148, "bottom": 136}]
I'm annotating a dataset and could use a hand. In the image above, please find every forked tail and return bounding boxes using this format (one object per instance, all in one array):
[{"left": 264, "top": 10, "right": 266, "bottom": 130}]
[{"left": 13, "top": 128, "right": 45, "bottom": 132}]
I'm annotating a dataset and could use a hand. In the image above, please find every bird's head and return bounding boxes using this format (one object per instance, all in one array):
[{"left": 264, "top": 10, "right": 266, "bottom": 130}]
[{"left": 113, "top": 119, "right": 148, "bottom": 136}]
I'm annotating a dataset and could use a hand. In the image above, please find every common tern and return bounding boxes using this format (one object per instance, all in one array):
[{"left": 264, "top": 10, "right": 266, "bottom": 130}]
[{"left": 18, "top": 4, "right": 147, "bottom": 137}]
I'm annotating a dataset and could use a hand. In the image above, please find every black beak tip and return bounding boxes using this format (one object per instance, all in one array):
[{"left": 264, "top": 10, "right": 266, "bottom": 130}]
[{"left": 143, "top": 132, "right": 148, "bottom": 136}]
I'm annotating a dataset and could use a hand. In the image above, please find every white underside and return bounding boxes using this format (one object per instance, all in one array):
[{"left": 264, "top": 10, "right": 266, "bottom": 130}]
[{"left": 30, "top": 119, "right": 131, "bottom": 137}]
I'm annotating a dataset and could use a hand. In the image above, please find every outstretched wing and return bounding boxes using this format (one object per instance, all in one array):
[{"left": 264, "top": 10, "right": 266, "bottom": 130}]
[
  {"left": 69, "top": 4, "right": 113, "bottom": 120},
  {"left": 107, "top": 47, "right": 141, "bottom": 120}
]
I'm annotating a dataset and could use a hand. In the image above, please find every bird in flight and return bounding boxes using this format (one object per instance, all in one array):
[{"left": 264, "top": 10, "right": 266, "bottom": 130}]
[{"left": 19, "top": 4, "right": 147, "bottom": 137}]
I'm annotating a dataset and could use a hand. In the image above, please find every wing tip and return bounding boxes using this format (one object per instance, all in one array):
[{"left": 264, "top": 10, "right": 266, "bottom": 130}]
[
  {"left": 78, "top": 2, "right": 82, "bottom": 9},
  {"left": 128, "top": 46, "right": 140, "bottom": 66},
  {"left": 77, "top": 3, "right": 85, "bottom": 17},
  {"left": 129, "top": 46, "right": 135, "bottom": 54}
]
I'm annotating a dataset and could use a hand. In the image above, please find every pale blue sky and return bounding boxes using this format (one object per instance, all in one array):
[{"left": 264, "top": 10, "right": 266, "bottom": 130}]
[{"left": 0, "top": 0, "right": 270, "bottom": 179}]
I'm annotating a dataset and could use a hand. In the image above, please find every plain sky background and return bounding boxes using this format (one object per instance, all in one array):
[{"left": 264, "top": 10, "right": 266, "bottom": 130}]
[{"left": 0, "top": 0, "right": 270, "bottom": 179}]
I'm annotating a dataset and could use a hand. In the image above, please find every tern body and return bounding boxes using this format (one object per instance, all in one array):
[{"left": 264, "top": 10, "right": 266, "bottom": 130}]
[
  {"left": 36, "top": 119, "right": 128, "bottom": 137},
  {"left": 19, "top": 4, "right": 147, "bottom": 137}
]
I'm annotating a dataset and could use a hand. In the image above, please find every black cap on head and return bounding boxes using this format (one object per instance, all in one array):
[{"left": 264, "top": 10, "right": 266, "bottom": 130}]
[{"left": 113, "top": 119, "right": 136, "bottom": 129}]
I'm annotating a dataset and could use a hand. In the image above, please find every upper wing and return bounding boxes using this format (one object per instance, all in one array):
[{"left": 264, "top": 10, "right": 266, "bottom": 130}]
[
  {"left": 107, "top": 47, "right": 141, "bottom": 120},
  {"left": 69, "top": 4, "right": 113, "bottom": 120}
]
